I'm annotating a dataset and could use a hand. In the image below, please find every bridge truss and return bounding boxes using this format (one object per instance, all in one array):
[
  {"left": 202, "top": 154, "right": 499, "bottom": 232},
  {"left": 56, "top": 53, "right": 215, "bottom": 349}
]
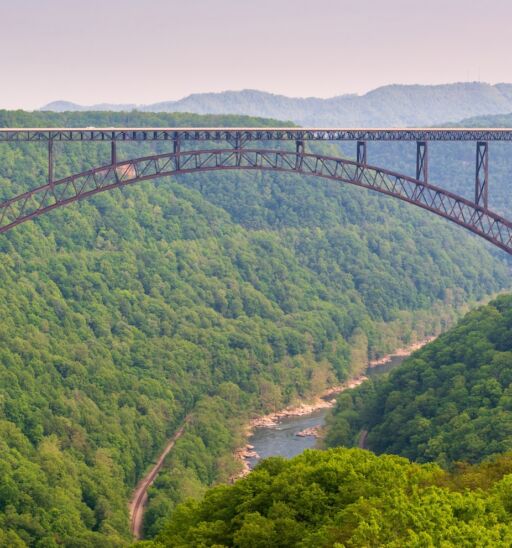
[{"left": 0, "top": 128, "right": 511, "bottom": 253}]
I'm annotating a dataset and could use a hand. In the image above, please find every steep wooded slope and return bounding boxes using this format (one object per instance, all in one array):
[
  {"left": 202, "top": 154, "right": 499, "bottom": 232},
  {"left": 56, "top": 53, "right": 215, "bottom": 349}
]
[{"left": 0, "top": 110, "right": 508, "bottom": 544}]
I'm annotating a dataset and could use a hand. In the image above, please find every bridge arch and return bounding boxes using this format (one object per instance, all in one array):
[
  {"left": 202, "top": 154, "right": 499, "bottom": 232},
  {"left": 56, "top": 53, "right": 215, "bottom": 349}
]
[{"left": 1, "top": 148, "right": 511, "bottom": 253}]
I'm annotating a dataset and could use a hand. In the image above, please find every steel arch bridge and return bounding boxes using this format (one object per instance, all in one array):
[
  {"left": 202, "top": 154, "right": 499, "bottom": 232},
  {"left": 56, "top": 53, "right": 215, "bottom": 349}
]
[{"left": 1, "top": 127, "right": 512, "bottom": 254}]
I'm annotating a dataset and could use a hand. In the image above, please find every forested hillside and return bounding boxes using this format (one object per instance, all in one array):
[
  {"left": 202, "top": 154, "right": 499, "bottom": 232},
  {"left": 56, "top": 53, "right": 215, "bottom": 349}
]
[
  {"left": 325, "top": 295, "right": 512, "bottom": 466},
  {"left": 147, "top": 448, "right": 512, "bottom": 547},
  {"left": 0, "top": 110, "right": 509, "bottom": 545}
]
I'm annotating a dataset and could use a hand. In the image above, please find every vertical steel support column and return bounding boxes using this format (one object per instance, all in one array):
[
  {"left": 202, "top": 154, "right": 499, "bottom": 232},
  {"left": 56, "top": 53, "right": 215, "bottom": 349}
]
[
  {"left": 355, "top": 141, "right": 367, "bottom": 181},
  {"left": 416, "top": 141, "right": 428, "bottom": 182},
  {"left": 111, "top": 139, "right": 117, "bottom": 166},
  {"left": 357, "top": 141, "right": 367, "bottom": 164},
  {"left": 173, "top": 133, "right": 180, "bottom": 171},
  {"left": 48, "top": 138, "right": 54, "bottom": 185},
  {"left": 475, "top": 141, "right": 489, "bottom": 209},
  {"left": 111, "top": 138, "right": 119, "bottom": 182},
  {"left": 295, "top": 140, "right": 305, "bottom": 170},
  {"left": 235, "top": 134, "right": 241, "bottom": 166}
]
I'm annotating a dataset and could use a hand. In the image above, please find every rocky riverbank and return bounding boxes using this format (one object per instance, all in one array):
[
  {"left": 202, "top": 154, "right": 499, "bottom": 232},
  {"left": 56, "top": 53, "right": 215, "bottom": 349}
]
[
  {"left": 249, "top": 375, "right": 368, "bottom": 429},
  {"left": 231, "top": 376, "right": 367, "bottom": 480},
  {"left": 296, "top": 425, "right": 322, "bottom": 438},
  {"left": 232, "top": 337, "right": 437, "bottom": 479},
  {"left": 367, "top": 336, "right": 436, "bottom": 367}
]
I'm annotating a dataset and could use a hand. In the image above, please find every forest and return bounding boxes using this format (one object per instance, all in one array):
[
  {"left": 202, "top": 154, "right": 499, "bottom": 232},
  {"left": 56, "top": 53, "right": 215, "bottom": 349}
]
[
  {"left": 146, "top": 447, "right": 512, "bottom": 547},
  {"left": 0, "top": 110, "right": 510, "bottom": 545},
  {"left": 153, "top": 297, "right": 512, "bottom": 547},
  {"left": 325, "top": 295, "right": 512, "bottom": 467}
]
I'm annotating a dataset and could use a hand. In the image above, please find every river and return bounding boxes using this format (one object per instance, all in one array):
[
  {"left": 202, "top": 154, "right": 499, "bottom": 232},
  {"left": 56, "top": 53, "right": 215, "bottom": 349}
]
[{"left": 245, "top": 354, "right": 407, "bottom": 469}]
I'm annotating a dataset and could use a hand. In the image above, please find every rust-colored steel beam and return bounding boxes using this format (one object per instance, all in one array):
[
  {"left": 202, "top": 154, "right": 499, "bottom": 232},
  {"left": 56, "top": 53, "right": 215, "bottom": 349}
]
[
  {"left": 357, "top": 141, "right": 367, "bottom": 165},
  {"left": 416, "top": 141, "right": 428, "bottom": 183},
  {"left": 111, "top": 140, "right": 117, "bottom": 166},
  {"left": 475, "top": 141, "right": 489, "bottom": 210},
  {"left": 295, "top": 140, "right": 304, "bottom": 170},
  {"left": 48, "top": 138, "right": 54, "bottom": 185},
  {"left": 2, "top": 128, "right": 512, "bottom": 142},
  {"left": 1, "top": 148, "right": 511, "bottom": 254},
  {"left": 173, "top": 137, "right": 180, "bottom": 171}
]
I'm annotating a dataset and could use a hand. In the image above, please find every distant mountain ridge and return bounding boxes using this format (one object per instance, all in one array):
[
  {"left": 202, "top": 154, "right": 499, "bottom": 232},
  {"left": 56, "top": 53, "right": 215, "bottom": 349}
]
[{"left": 41, "top": 82, "right": 512, "bottom": 127}]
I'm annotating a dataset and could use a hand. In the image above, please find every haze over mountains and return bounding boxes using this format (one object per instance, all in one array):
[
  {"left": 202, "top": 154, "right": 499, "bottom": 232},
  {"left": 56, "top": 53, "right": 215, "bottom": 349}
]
[{"left": 40, "top": 82, "right": 512, "bottom": 127}]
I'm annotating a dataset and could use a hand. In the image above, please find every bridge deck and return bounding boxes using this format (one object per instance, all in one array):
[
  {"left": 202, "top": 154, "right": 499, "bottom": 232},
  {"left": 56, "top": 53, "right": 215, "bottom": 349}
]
[{"left": 1, "top": 128, "right": 512, "bottom": 142}]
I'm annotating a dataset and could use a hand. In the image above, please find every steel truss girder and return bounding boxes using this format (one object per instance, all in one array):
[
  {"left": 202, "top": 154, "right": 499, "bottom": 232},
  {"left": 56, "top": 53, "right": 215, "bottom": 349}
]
[
  {"left": 1, "top": 148, "right": 511, "bottom": 254},
  {"left": 2, "top": 128, "right": 512, "bottom": 142}
]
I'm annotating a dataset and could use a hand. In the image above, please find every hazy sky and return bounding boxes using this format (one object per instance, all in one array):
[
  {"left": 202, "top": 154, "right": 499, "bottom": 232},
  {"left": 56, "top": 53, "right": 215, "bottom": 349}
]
[{"left": 2, "top": 0, "right": 512, "bottom": 110}]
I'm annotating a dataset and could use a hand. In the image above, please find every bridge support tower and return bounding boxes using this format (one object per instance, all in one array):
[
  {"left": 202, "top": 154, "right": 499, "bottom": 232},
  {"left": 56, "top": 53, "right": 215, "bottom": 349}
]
[
  {"left": 416, "top": 141, "right": 428, "bottom": 182},
  {"left": 357, "top": 141, "right": 367, "bottom": 165},
  {"left": 475, "top": 141, "right": 488, "bottom": 210}
]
